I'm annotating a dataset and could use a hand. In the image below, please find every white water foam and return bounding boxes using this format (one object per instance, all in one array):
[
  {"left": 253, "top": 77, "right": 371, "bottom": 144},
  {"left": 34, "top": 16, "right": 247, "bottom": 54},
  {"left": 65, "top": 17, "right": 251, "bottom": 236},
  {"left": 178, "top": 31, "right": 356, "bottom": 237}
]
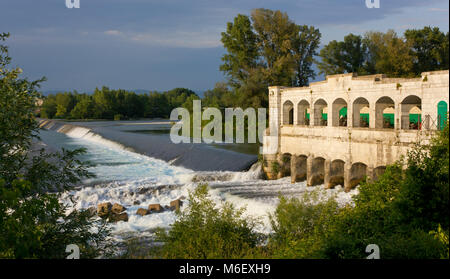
[
  {"left": 61, "top": 126, "right": 132, "bottom": 152},
  {"left": 39, "top": 128, "right": 358, "bottom": 240}
]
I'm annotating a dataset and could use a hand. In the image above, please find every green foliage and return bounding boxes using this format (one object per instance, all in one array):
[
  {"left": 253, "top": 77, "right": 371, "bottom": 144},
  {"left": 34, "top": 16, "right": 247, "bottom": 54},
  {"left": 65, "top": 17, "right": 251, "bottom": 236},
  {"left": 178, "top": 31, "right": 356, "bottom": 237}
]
[
  {"left": 40, "top": 87, "right": 199, "bottom": 120},
  {"left": 268, "top": 124, "right": 449, "bottom": 259},
  {"left": 271, "top": 161, "right": 279, "bottom": 174},
  {"left": 0, "top": 32, "right": 111, "bottom": 258},
  {"left": 220, "top": 14, "right": 259, "bottom": 89},
  {"left": 155, "top": 184, "right": 264, "bottom": 259},
  {"left": 219, "top": 9, "right": 321, "bottom": 109},
  {"left": 394, "top": 124, "right": 449, "bottom": 230},
  {"left": 318, "top": 28, "right": 449, "bottom": 77},
  {"left": 323, "top": 125, "right": 449, "bottom": 259},
  {"left": 317, "top": 33, "right": 369, "bottom": 75},
  {"left": 268, "top": 193, "right": 339, "bottom": 258},
  {"left": 404, "top": 26, "right": 449, "bottom": 75},
  {"left": 363, "top": 30, "right": 415, "bottom": 77},
  {"left": 293, "top": 25, "right": 321, "bottom": 86}
]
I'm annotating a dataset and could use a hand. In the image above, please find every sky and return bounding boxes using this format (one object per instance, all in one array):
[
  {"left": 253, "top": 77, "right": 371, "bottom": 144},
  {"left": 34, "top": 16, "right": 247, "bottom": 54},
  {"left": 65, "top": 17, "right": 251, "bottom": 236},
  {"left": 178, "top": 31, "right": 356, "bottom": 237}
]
[{"left": 0, "top": 0, "right": 448, "bottom": 93}]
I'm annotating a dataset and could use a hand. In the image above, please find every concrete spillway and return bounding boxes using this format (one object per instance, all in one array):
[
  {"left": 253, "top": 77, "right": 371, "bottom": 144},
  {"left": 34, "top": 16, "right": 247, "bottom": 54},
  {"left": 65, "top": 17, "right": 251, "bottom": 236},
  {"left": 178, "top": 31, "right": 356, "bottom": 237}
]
[{"left": 38, "top": 119, "right": 257, "bottom": 172}]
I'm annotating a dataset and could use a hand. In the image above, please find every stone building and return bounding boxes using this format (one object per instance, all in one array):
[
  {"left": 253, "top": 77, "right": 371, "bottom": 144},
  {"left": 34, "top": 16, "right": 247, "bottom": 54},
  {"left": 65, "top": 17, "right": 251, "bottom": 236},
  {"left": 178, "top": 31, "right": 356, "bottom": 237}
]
[{"left": 263, "top": 70, "right": 449, "bottom": 191}]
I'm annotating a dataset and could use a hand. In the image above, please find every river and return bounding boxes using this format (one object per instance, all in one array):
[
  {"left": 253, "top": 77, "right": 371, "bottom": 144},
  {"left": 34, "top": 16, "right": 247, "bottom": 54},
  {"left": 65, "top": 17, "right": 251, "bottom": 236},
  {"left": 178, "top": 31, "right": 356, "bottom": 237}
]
[{"left": 37, "top": 120, "right": 358, "bottom": 244}]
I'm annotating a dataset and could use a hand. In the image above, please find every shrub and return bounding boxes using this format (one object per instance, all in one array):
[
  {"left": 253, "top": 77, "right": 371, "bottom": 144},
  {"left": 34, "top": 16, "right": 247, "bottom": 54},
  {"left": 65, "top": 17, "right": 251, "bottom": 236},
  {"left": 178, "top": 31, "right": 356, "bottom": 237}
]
[
  {"left": 155, "top": 184, "right": 264, "bottom": 259},
  {"left": 268, "top": 192, "right": 340, "bottom": 259}
]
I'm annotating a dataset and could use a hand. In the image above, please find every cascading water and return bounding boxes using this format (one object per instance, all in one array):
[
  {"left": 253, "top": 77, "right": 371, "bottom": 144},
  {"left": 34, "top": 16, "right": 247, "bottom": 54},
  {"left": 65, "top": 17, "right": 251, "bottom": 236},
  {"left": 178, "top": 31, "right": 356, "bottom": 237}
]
[{"left": 38, "top": 123, "right": 358, "bottom": 241}]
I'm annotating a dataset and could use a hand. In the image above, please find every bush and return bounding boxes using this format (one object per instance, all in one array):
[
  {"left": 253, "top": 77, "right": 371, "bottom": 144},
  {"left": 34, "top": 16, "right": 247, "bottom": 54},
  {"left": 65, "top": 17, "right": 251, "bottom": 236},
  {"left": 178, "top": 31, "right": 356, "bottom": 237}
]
[
  {"left": 155, "top": 184, "right": 265, "bottom": 259},
  {"left": 268, "top": 192, "right": 340, "bottom": 259}
]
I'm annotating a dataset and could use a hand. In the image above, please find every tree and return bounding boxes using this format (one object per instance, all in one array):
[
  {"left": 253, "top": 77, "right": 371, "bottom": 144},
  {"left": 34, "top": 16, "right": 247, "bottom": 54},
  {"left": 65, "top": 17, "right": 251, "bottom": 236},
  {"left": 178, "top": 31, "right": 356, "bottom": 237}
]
[
  {"left": 317, "top": 34, "right": 370, "bottom": 76},
  {"left": 54, "top": 92, "right": 75, "bottom": 118},
  {"left": 40, "top": 94, "right": 57, "bottom": 119},
  {"left": 70, "top": 94, "right": 94, "bottom": 119},
  {"left": 364, "top": 30, "right": 415, "bottom": 77},
  {"left": 0, "top": 33, "right": 111, "bottom": 258},
  {"left": 251, "top": 8, "right": 298, "bottom": 86},
  {"left": 404, "top": 26, "right": 449, "bottom": 75},
  {"left": 220, "top": 14, "right": 259, "bottom": 89},
  {"left": 92, "top": 87, "right": 115, "bottom": 119},
  {"left": 292, "top": 25, "right": 321, "bottom": 86},
  {"left": 219, "top": 9, "right": 321, "bottom": 109}
]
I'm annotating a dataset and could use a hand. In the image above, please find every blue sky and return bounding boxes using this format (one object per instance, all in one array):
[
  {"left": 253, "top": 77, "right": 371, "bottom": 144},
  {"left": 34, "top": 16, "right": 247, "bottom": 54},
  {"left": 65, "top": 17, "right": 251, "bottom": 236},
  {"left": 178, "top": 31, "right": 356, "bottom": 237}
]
[{"left": 1, "top": 0, "right": 448, "bottom": 93}]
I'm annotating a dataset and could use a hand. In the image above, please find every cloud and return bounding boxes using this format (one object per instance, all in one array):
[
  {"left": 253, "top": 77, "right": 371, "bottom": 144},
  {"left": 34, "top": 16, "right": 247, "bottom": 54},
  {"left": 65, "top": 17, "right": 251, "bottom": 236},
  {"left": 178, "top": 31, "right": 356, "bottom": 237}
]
[
  {"left": 104, "top": 30, "right": 123, "bottom": 36},
  {"left": 131, "top": 30, "right": 221, "bottom": 48},
  {"left": 428, "top": 8, "right": 449, "bottom": 12}
]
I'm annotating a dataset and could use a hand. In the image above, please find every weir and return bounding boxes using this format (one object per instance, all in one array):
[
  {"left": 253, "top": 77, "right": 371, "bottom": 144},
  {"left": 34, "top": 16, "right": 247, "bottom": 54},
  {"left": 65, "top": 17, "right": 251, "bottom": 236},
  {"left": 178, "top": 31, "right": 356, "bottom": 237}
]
[
  {"left": 263, "top": 70, "right": 449, "bottom": 191},
  {"left": 38, "top": 119, "right": 258, "bottom": 172}
]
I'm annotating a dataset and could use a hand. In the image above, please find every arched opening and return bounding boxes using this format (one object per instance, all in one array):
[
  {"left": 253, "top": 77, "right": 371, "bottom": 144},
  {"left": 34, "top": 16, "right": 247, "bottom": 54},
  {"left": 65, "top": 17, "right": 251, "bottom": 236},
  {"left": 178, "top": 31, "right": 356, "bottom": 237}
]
[
  {"left": 306, "top": 108, "right": 311, "bottom": 125},
  {"left": 281, "top": 153, "right": 292, "bottom": 177},
  {"left": 309, "top": 157, "right": 325, "bottom": 186},
  {"left": 352, "top": 97, "right": 370, "bottom": 128},
  {"left": 400, "top": 95, "right": 422, "bottom": 130},
  {"left": 373, "top": 166, "right": 386, "bottom": 181},
  {"left": 375, "top": 97, "right": 395, "bottom": 129},
  {"left": 283, "top": 101, "right": 294, "bottom": 125},
  {"left": 408, "top": 106, "right": 422, "bottom": 130},
  {"left": 382, "top": 107, "right": 395, "bottom": 128},
  {"left": 314, "top": 99, "right": 328, "bottom": 126},
  {"left": 291, "top": 155, "right": 308, "bottom": 182},
  {"left": 297, "top": 100, "right": 310, "bottom": 126},
  {"left": 349, "top": 162, "right": 367, "bottom": 189},
  {"left": 437, "top": 101, "right": 448, "bottom": 130},
  {"left": 329, "top": 159, "right": 345, "bottom": 188},
  {"left": 332, "top": 98, "right": 348, "bottom": 127}
]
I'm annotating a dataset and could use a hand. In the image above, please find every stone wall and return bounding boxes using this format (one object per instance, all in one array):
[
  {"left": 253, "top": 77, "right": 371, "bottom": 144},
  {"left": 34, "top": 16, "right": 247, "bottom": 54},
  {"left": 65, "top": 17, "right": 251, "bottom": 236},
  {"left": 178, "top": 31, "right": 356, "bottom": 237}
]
[{"left": 264, "top": 70, "right": 449, "bottom": 191}]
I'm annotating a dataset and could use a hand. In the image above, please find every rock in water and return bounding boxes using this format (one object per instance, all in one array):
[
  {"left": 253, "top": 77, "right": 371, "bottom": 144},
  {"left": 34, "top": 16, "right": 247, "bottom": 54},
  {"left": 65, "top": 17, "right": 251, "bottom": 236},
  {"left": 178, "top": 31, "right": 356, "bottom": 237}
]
[
  {"left": 148, "top": 204, "right": 163, "bottom": 213},
  {"left": 97, "top": 202, "right": 112, "bottom": 218},
  {"left": 170, "top": 199, "right": 183, "bottom": 211},
  {"left": 136, "top": 208, "right": 149, "bottom": 216},
  {"left": 111, "top": 203, "right": 127, "bottom": 214},
  {"left": 109, "top": 212, "right": 129, "bottom": 223}
]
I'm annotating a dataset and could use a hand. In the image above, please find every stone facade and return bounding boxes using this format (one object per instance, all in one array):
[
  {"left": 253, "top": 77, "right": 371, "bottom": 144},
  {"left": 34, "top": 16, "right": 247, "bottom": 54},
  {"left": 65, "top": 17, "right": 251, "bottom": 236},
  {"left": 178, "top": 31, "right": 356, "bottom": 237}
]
[{"left": 263, "top": 70, "right": 449, "bottom": 191}]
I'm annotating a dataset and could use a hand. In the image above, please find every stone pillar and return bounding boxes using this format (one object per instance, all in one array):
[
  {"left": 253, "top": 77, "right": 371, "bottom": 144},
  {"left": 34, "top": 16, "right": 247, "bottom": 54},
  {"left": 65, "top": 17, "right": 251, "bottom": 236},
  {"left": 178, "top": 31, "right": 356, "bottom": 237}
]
[
  {"left": 400, "top": 103, "right": 410, "bottom": 130},
  {"left": 375, "top": 105, "right": 383, "bottom": 129},
  {"left": 276, "top": 153, "right": 284, "bottom": 179},
  {"left": 347, "top": 103, "right": 353, "bottom": 128},
  {"left": 263, "top": 154, "right": 278, "bottom": 180},
  {"left": 290, "top": 155, "right": 298, "bottom": 184},
  {"left": 310, "top": 107, "right": 317, "bottom": 126},
  {"left": 395, "top": 103, "right": 401, "bottom": 130},
  {"left": 366, "top": 165, "right": 374, "bottom": 183},
  {"left": 369, "top": 105, "right": 376, "bottom": 129},
  {"left": 324, "top": 159, "right": 331, "bottom": 188},
  {"left": 344, "top": 161, "right": 352, "bottom": 192},
  {"left": 293, "top": 105, "right": 298, "bottom": 126},
  {"left": 329, "top": 104, "right": 335, "bottom": 127},
  {"left": 306, "top": 155, "right": 314, "bottom": 186}
]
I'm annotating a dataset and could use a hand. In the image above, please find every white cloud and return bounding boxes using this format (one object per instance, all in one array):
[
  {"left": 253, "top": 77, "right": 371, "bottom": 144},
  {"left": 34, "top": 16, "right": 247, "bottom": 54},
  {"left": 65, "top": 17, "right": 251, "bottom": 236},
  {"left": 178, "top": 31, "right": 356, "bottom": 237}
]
[
  {"left": 104, "top": 30, "right": 123, "bottom": 36},
  {"left": 428, "top": 8, "right": 449, "bottom": 12},
  {"left": 130, "top": 31, "right": 221, "bottom": 48}
]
